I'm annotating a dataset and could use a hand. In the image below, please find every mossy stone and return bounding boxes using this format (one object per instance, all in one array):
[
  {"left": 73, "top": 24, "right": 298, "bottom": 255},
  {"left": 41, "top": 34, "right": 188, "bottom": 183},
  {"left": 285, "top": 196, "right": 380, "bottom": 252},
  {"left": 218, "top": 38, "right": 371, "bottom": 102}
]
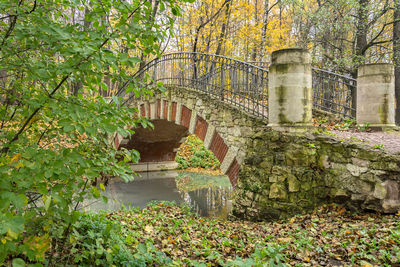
[
  {"left": 269, "top": 183, "right": 287, "bottom": 200},
  {"left": 288, "top": 175, "right": 300, "bottom": 192}
]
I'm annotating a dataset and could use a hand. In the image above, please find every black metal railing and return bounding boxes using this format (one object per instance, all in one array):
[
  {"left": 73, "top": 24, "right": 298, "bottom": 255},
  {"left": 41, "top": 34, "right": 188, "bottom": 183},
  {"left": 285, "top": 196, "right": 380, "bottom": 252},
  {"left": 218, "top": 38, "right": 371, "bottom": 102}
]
[
  {"left": 116, "top": 52, "right": 356, "bottom": 120},
  {"left": 117, "top": 52, "right": 269, "bottom": 120},
  {"left": 312, "top": 68, "right": 356, "bottom": 118}
]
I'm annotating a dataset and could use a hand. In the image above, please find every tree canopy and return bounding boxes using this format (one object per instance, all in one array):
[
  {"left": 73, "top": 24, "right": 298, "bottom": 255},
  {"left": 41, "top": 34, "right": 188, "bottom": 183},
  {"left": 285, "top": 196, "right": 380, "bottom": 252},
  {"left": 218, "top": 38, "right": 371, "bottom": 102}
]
[{"left": 0, "top": 0, "right": 191, "bottom": 264}]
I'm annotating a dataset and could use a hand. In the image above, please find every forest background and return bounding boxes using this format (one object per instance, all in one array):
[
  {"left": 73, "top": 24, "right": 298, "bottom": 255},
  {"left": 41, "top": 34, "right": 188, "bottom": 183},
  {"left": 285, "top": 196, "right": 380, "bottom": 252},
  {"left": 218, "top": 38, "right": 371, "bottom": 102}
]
[
  {"left": 58, "top": 0, "right": 400, "bottom": 120},
  {"left": 162, "top": 0, "right": 400, "bottom": 122}
]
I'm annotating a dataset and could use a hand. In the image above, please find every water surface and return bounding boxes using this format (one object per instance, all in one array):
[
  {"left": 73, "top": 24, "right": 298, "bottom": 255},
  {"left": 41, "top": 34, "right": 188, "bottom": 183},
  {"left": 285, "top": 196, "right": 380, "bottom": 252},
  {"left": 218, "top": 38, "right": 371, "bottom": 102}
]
[{"left": 84, "top": 171, "right": 232, "bottom": 218}]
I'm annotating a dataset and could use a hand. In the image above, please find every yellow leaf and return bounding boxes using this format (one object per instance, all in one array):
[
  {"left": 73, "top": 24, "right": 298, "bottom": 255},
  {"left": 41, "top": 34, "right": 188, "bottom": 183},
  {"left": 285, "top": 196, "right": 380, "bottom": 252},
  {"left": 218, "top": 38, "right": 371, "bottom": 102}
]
[
  {"left": 25, "top": 235, "right": 50, "bottom": 259},
  {"left": 11, "top": 153, "right": 21, "bottom": 163},
  {"left": 15, "top": 162, "right": 24, "bottom": 169},
  {"left": 100, "top": 183, "right": 106, "bottom": 191},
  {"left": 7, "top": 229, "right": 18, "bottom": 239},
  {"left": 277, "top": 237, "right": 292, "bottom": 243},
  {"left": 144, "top": 225, "right": 154, "bottom": 233}
]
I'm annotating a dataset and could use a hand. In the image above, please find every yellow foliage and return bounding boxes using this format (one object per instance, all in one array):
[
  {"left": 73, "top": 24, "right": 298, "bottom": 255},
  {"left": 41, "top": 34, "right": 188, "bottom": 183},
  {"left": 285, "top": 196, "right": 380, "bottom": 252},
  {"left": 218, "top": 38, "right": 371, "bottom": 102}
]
[
  {"left": 24, "top": 235, "right": 51, "bottom": 260},
  {"left": 171, "top": 0, "right": 298, "bottom": 62}
]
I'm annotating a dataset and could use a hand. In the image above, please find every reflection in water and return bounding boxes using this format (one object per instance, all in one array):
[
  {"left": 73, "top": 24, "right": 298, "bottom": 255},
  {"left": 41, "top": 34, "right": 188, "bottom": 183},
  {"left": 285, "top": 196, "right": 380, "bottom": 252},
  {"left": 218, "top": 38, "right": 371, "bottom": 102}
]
[
  {"left": 84, "top": 171, "right": 232, "bottom": 219},
  {"left": 184, "top": 188, "right": 231, "bottom": 218}
]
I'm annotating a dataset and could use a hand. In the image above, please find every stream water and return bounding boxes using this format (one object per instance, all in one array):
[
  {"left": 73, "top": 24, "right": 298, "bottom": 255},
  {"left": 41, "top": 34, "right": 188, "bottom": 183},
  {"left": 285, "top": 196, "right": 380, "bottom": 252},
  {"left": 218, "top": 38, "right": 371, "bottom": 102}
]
[{"left": 84, "top": 171, "right": 233, "bottom": 219}]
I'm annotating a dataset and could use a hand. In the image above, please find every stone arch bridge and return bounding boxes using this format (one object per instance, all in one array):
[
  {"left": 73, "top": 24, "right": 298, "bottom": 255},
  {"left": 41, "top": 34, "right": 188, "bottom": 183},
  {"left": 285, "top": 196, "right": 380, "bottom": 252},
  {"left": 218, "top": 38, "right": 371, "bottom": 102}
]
[{"left": 114, "top": 49, "right": 400, "bottom": 220}]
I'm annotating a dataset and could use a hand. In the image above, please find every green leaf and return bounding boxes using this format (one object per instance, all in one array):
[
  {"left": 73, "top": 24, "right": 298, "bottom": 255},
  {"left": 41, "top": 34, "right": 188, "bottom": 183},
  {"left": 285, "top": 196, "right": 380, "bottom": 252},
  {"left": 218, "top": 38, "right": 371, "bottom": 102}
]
[
  {"left": 91, "top": 187, "right": 100, "bottom": 198},
  {"left": 128, "top": 57, "right": 141, "bottom": 64},
  {"left": 44, "top": 196, "right": 52, "bottom": 211},
  {"left": 64, "top": 124, "right": 74, "bottom": 133},
  {"left": 138, "top": 243, "right": 147, "bottom": 254},
  {"left": 12, "top": 258, "right": 25, "bottom": 267}
]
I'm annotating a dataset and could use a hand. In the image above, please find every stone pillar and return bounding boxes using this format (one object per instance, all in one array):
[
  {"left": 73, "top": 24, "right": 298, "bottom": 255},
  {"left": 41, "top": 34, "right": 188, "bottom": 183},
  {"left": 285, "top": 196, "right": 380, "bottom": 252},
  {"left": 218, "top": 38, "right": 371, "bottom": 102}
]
[
  {"left": 268, "top": 48, "right": 312, "bottom": 129},
  {"left": 357, "top": 63, "right": 395, "bottom": 128}
]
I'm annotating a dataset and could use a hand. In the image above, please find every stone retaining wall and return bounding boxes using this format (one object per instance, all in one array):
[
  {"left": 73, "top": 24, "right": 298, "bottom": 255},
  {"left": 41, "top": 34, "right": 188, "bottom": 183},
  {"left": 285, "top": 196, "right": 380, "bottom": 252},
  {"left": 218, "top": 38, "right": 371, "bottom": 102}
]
[{"left": 233, "top": 129, "right": 400, "bottom": 221}]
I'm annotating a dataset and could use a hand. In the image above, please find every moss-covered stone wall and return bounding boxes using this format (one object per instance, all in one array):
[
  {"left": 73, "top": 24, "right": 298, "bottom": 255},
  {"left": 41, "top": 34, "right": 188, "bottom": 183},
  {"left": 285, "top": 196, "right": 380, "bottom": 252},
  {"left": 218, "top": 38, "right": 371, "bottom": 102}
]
[{"left": 233, "top": 129, "right": 400, "bottom": 221}]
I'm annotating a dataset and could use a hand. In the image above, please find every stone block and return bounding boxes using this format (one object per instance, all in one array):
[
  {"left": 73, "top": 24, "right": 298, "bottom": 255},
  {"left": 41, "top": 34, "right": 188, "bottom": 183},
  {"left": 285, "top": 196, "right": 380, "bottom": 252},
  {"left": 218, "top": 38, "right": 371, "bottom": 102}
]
[
  {"left": 259, "top": 156, "right": 274, "bottom": 169},
  {"left": 284, "top": 147, "right": 315, "bottom": 166},
  {"left": 373, "top": 182, "right": 387, "bottom": 200},
  {"left": 329, "top": 151, "right": 351, "bottom": 163},
  {"left": 287, "top": 175, "right": 300, "bottom": 192},
  {"left": 370, "top": 161, "right": 400, "bottom": 172},
  {"left": 300, "top": 182, "right": 312, "bottom": 191},
  {"left": 251, "top": 131, "right": 264, "bottom": 139},
  {"left": 346, "top": 164, "right": 368, "bottom": 177},
  {"left": 360, "top": 172, "right": 377, "bottom": 183},
  {"left": 232, "top": 126, "right": 241, "bottom": 137},
  {"left": 269, "top": 183, "right": 287, "bottom": 200},
  {"left": 371, "top": 169, "right": 387, "bottom": 176},
  {"left": 271, "top": 165, "right": 291, "bottom": 175},
  {"left": 269, "top": 175, "right": 286, "bottom": 183},
  {"left": 351, "top": 157, "right": 370, "bottom": 167},
  {"left": 319, "top": 154, "right": 331, "bottom": 169},
  {"left": 382, "top": 199, "right": 400, "bottom": 213},
  {"left": 351, "top": 194, "right": 366, "bottom": 201}
]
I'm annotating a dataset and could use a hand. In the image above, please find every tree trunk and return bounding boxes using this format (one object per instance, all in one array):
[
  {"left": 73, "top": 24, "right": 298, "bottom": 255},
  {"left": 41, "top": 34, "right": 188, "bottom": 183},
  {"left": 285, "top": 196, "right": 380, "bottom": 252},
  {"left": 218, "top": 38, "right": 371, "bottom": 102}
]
[
  {"left": 353, "top": 0, "right": 369, "bottom": 77},
  {"left": 192, "top": 0, "right": 229, "bottom": 53},
  {"left": 394, "top": 0, "right": 400, "bottom": 125},
  {"left": 139, "top": 0, "right": 160, "bottom": 70},
  {"left": 71, "top": 6, "right": 91, "bottom": 96},
  {"left": 251, "top": 0, "right": 259, "bottom": 61},
  {"left": 193, "top": 21, "right": 202, "bottom": 53},
  {"left": 259, "top": 0, "right": 269, "bottom": 62},
  {"left": 215, "top": 0, "right": 232, "bottom": 56}
]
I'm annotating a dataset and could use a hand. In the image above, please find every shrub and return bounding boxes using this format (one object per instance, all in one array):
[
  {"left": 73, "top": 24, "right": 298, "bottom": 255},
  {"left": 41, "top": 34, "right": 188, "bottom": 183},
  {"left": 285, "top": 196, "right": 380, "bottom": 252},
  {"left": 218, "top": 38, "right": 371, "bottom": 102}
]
[
  {"left": 175, "top": 135, "right": 221, "bottom": 170},
  {"left": 55, "top": 212, "right": 172, "bottom": 266}
]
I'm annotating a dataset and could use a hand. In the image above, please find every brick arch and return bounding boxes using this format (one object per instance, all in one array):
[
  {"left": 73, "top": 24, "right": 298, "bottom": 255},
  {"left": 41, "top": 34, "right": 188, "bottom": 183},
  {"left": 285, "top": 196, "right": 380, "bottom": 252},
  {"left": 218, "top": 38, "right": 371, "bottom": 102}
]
[{"left": 129, "top": 98, "right": 241, "bottom": 186}]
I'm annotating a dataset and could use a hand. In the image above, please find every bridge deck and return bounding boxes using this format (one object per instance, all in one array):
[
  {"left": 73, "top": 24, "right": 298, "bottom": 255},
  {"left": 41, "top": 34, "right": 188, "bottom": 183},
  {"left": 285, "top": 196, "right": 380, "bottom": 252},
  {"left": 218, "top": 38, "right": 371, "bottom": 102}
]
[{"left": 329, "top": 130, "right": 400, "bottom": 154}]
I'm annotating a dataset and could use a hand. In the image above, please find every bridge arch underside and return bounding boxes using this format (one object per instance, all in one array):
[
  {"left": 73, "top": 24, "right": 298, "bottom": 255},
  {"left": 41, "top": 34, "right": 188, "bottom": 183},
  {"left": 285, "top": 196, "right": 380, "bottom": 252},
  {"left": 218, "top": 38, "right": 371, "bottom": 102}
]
[
  {"left": 121, "top": 86, "right": 266, "bottom": 186},
  {"left": 120, "top": 119, "right": 189, "bottom": 162}
]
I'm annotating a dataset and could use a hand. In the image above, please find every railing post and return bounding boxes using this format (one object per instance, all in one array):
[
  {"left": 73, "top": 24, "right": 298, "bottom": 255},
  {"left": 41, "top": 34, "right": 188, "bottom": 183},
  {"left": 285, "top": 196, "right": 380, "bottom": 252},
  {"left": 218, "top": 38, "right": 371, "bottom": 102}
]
[
  {"left": 351, "top": 79, "right": 357, "bottom": 118},
  {"left": 268, "top": 48, "right": 312, "bottom": 129},
  {"left": 357, "top": 63, "right": 395, "bottom": 128}
]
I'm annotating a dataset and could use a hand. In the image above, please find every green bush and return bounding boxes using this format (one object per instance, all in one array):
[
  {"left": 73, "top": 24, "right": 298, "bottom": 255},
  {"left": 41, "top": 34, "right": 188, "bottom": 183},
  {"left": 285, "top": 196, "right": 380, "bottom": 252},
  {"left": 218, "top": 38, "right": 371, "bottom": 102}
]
[
  {"left": 59, "top": 212, "right": 172, "bottom": 266},
  {"left": 67, "top": 213, "right": 133, "bottom": 266},
  {"left": 175, "top": 135, "right": 221, "bottom": 170},
  {"left": 0, "top": 0, "right": 190, "bottom": 264}
]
